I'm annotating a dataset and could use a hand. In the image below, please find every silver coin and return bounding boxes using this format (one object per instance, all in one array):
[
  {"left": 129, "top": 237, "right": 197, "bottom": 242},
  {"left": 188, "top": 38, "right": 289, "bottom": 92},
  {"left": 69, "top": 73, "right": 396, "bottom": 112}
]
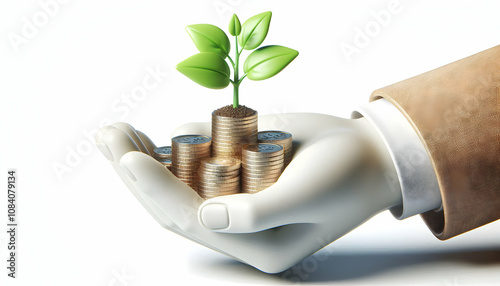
[
  {"left": 243, "top": 143, "right": 283, "bottom": 154},
  {"left": 172, "top": 135, "right": 211, "bottom": 145},
  {"left": 153, "top": 146, "right": 172, "bottom": 158},
  {"left": 158, "top": 158, "right": 172, "bottom": 167},
  {"left": 258, "top": 131, "right": 292, "bottom": 141}
]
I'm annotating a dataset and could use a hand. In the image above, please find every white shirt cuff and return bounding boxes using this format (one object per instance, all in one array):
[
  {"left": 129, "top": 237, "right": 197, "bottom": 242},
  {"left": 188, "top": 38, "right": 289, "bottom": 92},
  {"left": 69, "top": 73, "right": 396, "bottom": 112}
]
[{"left": 352, "top": 99, "right": 442, "bottom": 219}]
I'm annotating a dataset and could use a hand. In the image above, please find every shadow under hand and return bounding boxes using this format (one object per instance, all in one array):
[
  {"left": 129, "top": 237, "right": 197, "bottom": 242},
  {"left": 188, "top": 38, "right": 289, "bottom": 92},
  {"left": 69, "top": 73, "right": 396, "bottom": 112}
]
[
  {"left": 286, "top": 249, "right": 500, "bottom": 283},
  {"left": 189, "top": 247, "right": 500, "bottom": 284}
]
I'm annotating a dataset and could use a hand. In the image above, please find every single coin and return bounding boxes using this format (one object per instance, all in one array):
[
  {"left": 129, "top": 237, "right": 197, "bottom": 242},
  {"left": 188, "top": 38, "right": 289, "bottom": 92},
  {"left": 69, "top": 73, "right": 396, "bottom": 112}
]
[
  {"left": 241, "top": 157, "right": 284, "bottom": 164},
  {"left": 212, "top": 135, "right": 258, "bottom": 142},
  {"left": 172, "top": 135, "right": 211, "bottom": 145},
  {"left": 258, "top": 130, "right": 293, "bottom": 166},
  {"left": 198, "top": 186, "right": 240, "bottom": 192},
  {"left": 198, "top": 183, "right": 240, "bottom": 190},
  {"left": 199, "top": 171, "right": 240, "bottom": 178},
  {"left": 172, "top": 154, "right": 211, "bottom": 161},
  {"left": 201, "top": 157, "right": 240, "bottom": 169},
  {"left": 158, "top": 158, "right": 172, "bottom": 167},
  {"left": 242, "top": 181, "right": 276, "bottom": 187},
  {"left": 242, "top": 143, "right": 283, "bottom": 157},
  {"left": 198, "top": 176, "right": 239, "bottom": 183},
  {"left": 258, "top": 131, "right": 292, "bottom": 141},
  {"left": 243, "top": 168, "right": 283, "bottom": 174},
  {"left": 153, "top": 146, "right": 172, "bottom": 160},
  {"left": 212, "top": 120, "right": 257, "bottom": 126},
  {"left": 212, "top": 113, "right": 257, "bottom": 122},
  {"left": 201, "top": 157, "right": 241, "bottom": 165},
  {"left": 242, "top": 177, "right": 281, "bottom": 183}
]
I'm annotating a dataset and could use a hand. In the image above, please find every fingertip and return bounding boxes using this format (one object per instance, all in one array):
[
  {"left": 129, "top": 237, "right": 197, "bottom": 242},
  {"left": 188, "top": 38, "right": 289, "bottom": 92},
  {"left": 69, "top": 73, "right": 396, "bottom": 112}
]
[
  {"left": 136, "top": 130, "right": 157, "bottom": 154},
  {"left": 103, "top": 128, "right": 140, "bottom": 163},
  {"left": 112, "top": 122, "right": 150, "bottom": 155},
  {"left": 111, "top": 122, "right": 134, "bottom": 131},
  {"left": 95, "top": 125, "right": 117, "bottom": 144},
  {"left": 198, "top": 194, "right": 256, "bottom": 233}
]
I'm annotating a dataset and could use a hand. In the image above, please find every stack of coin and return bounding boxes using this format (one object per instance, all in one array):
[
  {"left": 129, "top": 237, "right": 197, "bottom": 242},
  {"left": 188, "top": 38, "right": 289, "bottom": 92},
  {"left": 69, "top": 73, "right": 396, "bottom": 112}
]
[
  {"left": 212, "top": 112, "right": 258, "bottom": 159},
  {"left": 158, "top": 158, "right": 172, "bottom": 170},
  {"left": 198, "top": 157, "right": 241, "bottom": 199},
  {"left": 258, "top": 131, "right": 293, "bottom": 166},
  {"left": 153, "top": 146, "right": 172, "bottom": 170},
  {"left": 241, "top": 143, "right": 284, "bottom": 194},
  {"left": 153, "top": 146, "right": 172, "bottom": 160},
  {"left": 171, "top": 135, "right": 212, "bottom": 190}
]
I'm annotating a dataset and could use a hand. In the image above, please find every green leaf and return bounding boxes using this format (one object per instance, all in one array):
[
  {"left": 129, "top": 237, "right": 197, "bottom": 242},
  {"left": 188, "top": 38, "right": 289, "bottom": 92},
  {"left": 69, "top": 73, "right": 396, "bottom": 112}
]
[
  {"left": 228, "top": 14, "right": 241, "bottom": 36},
  {"left": 185, "top": 24, "right": 230, "bottom": 58},
  {"left": 243, "top": 45, "right": 298, "bottom": 81},
  {"left": 176, "top": 52, "right": 230, "bottom": 89},
  {"left": 238, "top": 11, "right": 272, "bottom": 50}
]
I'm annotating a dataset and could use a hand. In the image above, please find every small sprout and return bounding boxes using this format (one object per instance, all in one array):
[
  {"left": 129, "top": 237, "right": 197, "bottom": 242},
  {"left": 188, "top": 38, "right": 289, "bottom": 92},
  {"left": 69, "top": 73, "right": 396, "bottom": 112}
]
[
  {"left": 176, "top": 11, "right": 298, "bottom": 108},
  {"left": 228, "top": 14, "right": 241, "bottom": 37}
]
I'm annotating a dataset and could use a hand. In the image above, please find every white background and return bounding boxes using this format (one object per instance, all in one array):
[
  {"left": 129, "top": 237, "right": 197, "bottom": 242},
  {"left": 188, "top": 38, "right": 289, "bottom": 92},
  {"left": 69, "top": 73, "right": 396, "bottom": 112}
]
[{"left": 1, "top": 0, "right": 500, "bottom": 285}]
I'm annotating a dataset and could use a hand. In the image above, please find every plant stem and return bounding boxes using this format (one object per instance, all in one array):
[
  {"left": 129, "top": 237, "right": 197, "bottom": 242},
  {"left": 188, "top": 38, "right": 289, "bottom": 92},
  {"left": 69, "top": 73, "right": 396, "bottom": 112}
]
[
  {"left": 227, "top": 56, "right": 235, "bottom": 68},
  {"left": 233, "top": 36, "right": 240, "bottom": 108},
  {"left": 233, "top": 82, "right": 239, "bottom": 108}
]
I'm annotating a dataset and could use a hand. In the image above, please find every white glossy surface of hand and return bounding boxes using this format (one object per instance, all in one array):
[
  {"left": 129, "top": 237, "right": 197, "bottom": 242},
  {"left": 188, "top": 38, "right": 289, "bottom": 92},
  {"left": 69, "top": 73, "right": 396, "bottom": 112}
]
[{"left": 95, "top": 114, "right": 402, "bottom": 273}]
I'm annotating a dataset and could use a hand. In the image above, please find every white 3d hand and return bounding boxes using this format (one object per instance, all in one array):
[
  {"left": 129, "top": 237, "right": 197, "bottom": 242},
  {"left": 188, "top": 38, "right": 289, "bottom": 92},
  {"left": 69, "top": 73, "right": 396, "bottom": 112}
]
[{"left": 95, "top": 114, "right": 402, "bottom": 273}]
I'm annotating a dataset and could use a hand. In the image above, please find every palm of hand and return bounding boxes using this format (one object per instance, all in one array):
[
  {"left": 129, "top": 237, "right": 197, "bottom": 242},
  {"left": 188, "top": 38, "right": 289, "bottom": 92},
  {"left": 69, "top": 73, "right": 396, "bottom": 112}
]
[{"left": 95, "top": 113, "right": 400, "bottom": 273}]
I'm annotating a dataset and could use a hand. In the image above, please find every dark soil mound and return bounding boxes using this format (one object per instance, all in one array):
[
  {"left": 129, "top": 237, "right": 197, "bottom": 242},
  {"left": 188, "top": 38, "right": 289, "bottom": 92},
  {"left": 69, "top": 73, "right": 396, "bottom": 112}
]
[{"left": 214, "top": 105, "right": 257, "bottom": 118}]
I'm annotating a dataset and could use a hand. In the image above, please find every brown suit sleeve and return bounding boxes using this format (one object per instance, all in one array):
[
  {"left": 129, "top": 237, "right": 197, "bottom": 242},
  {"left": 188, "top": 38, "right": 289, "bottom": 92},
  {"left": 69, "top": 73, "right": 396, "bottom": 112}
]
[{"left": 370, "top": 45, "right": 500, "bottom": 240}]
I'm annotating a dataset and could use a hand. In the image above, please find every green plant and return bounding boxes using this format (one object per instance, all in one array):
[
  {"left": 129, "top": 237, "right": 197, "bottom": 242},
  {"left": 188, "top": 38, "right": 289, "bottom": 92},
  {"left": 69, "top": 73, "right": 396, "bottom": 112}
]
[{"left": 176, "top": 12, "right": 298, "bottom": 108}]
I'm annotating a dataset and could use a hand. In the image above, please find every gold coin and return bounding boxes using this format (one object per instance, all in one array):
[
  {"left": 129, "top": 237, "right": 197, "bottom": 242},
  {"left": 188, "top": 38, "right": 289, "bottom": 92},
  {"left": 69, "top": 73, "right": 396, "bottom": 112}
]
[
  {"left": 242, "top": 169, "right": 283, "bottom": 176},
  {"left": 212, "top": 127, "right": 257, "bottom": 134},
  {"left": 198, "top": 175, "right": 240, "bottom": 183},
  {"left": 212, "top": 135, "right": 258, "bottom": 142},
  {"left": 171, "top": 167, "right": 200, "bottom": 173},
  {"left": 242, "top": 143, "right": 283, "bottom": 157},
  {"left": 242, "top": 177, "right": 280, "bottom": 183},
  {"left": 199, "top": 171, "right": 240, "bottom": 178},
  {"left": 242, "top": 173, "right": 282, "bottom": 180},
  {"left": 212, "top": 113, "right": 257, "bottom": 121},
  {"left": 212, "top": 129, "right": 258, "bottom": 135},
  {"left": 200, "top": 157, "right": 240, "bottom": 167},
  {"left": 198, "top": 186, "right": 240, "bottom": 192},
  {"left": 213, "top": 121, "right": 257, "bottom": 127},
  {"left": 213, "top": 135, "right": 256, "bottom": 141},
  {"left": 242, "top": 182, "right": 276, "bottom": 188},
  {"left": 198, "top": 185, "right": 240, "bottom": 191},
  {"left": 212, "top": 115, "right": 257, "bottom": 122},
  {"left": 198, "top": 188, "right": 240, "bottom": 194},
  {"left": 241, "top": 158, "right": 284, "bottom": 165}
]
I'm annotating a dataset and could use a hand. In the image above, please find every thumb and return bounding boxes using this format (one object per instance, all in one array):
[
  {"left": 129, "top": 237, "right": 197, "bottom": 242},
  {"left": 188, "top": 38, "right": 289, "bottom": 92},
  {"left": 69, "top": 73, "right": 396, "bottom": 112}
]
[
  {"left": 197, "top": 181, "right": 311, "bottom": 233},
  {"left": 197, "top": 130, "right": 368, "bottom": 233}
]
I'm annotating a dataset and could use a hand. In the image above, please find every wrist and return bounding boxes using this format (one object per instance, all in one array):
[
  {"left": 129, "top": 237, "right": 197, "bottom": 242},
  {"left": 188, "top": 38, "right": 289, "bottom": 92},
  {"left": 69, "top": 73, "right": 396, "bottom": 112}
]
[{"left": 352, "top": 99, "right": 442, "bottom": 219}]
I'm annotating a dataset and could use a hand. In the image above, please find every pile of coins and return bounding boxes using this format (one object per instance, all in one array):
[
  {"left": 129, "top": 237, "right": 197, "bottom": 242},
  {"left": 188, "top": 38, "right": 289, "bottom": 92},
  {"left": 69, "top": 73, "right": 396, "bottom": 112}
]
[
  {"left": 258, "top": 131, "right": 293, "bottom": 166},
  {"left": 241, "top": 143, "right": 284, "bottom": 194},
  {"left": 153, "top": 146, "right": 172, "bottom": 170},
  {"left": 151, "top": 121, "right": 293, "bottom": 197},
  {"left": 171, "top": 135, "right": 212, "bottom": 191},
  {"left": 198, "top": 157, "right": 241, "bottom": 199},
  {"left": 212, "top": 112, "right": 258, "bottom": 159}
]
